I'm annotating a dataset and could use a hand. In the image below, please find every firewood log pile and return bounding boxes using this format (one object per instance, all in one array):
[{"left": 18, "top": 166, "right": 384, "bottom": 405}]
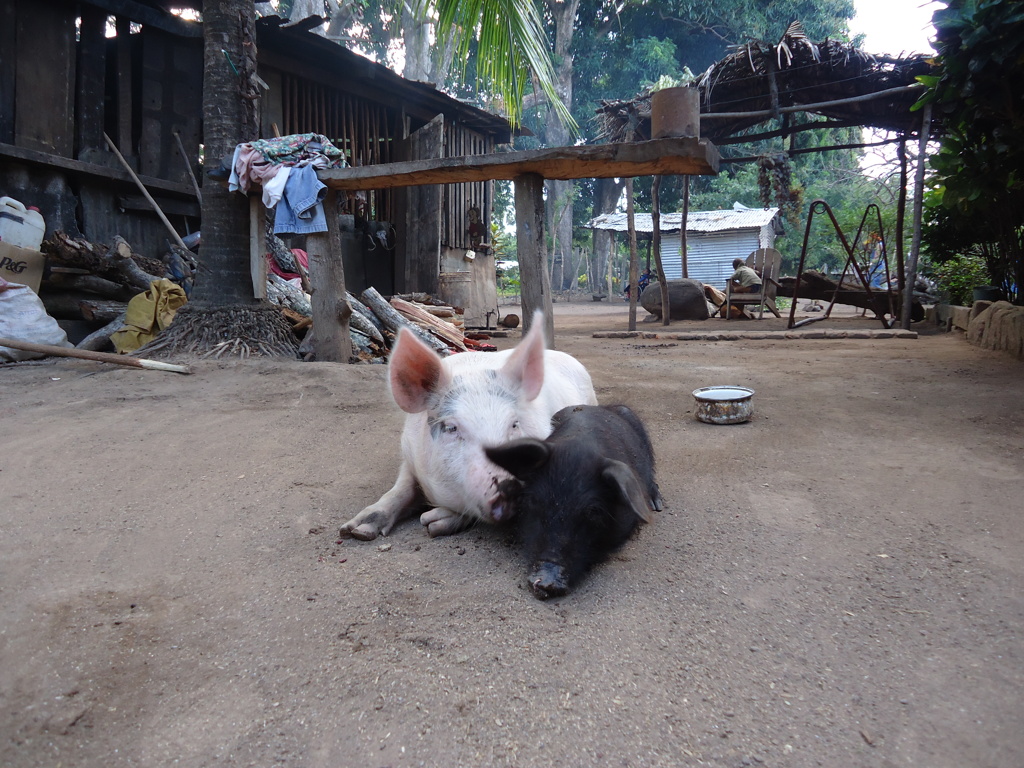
[
  {"left": 285, "top": 286, "right": 497, "bottom": 362},
  {"left": 32, "top": 232, "right": 496, "bottom": 360}
]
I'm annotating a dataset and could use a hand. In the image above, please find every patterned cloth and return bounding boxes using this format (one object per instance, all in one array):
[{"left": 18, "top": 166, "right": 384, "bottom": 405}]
[{"left": 248, "top": 133, "right": 346, "bottom": 169}]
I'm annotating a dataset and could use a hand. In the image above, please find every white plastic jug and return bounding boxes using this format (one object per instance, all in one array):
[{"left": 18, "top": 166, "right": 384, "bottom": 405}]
[{"left": 0, "top": 197, "right": 46, "bottom": 251}]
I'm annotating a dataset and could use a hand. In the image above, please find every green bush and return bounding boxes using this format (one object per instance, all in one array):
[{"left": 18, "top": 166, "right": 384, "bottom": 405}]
[{"left": 932, "top": 254, "right": 991, "bottom": 306}]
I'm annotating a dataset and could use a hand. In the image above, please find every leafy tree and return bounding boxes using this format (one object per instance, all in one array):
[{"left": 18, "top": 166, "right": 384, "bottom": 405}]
[{"left": 920, "top": 0, "right": 1024, "bottom": 302}]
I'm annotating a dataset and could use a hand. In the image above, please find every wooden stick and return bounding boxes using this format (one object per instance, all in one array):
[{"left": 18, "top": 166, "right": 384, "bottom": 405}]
[
  {"left": 103, "top": 132, "right": 190, "bottom": 252},
  {"left": 0, "top": 337, "right": 192, "bottom": 373},
  {"left": 172, "top": 130, "right": 203, "bottom": 206}
]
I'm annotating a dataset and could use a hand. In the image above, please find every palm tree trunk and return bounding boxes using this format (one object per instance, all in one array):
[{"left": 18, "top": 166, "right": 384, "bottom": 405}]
[{"left": 192, "top": 0, "right": 260, "bottom": 308}]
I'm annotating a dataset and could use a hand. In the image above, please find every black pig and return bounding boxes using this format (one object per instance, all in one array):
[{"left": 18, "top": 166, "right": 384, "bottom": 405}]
[{"left": 485, "top": 404, "right": 662, "bottom": 599}]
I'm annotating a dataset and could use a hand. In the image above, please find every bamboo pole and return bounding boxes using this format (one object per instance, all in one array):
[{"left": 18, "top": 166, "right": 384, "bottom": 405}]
[
  {"left": 103, "top": 132, "right": 190, "bottom": 252},
  {"left": 0, "top": 337, "right": 191, "bottom": 373},
  {"left": 172, "top": 130, "right": 203, "bottom": 206}
]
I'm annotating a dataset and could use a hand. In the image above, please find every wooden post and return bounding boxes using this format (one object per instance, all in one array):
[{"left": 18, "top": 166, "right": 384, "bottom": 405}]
[
  {"left": 403, "top": 114, "right": 443, "bottom": 294},
  {"left": 602, "top": 233, "right": 610, "bottom": 299},
  {"left": 308, "top": 189, "right": 354, "bottom": 362},
  {"left": 250, "top": 196, "right": 267, "bottom": 299},
  {"left": 515, "top": 172, "right": 554, "bottom": 346},
  {"left": 901, "top": 103, "right": 931, "bottom": 331},
  {"left": 625, "top": 177, "right": 639, "bottom": 331},
  {"left": 651, "top": 175, "right": 671, "bottom": 326},
  {"left": 681, "top": 176, "right": 690, "bottom": 279},
  {"left": 116, "top": 16, "right": 133, "bottom": 154}
]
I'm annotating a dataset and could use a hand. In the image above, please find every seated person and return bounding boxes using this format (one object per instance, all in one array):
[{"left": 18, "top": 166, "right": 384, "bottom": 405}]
[{"left": 727, "top": 258, "right": 762, "bottom": 294}]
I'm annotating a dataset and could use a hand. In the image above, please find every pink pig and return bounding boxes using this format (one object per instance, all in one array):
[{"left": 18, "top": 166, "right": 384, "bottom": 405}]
[{"left": 341, "top": 314, "right": 597, "bottom": 540}]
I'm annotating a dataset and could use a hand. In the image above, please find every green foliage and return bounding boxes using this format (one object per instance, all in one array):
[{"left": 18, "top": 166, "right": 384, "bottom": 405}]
[
  {"left": 932, "top": 253, "right": 991, "bottom": 306},
  {"left": 496, "top": 263, "right": 521, "bottom": 296},
  {"left": 429, "top": 0, "right": 575, "bottom": 130},
  {"left": 919, "top": 0, "right": 1024, "bottom": 302}
]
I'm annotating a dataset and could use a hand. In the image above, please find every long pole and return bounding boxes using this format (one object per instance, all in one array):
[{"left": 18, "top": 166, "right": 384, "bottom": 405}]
[
  {"left": 103, "top": 132, "right": 190, "bottom": 252},
  {"left": 0, "top": 337, "right": 191, "bottom": 373}
]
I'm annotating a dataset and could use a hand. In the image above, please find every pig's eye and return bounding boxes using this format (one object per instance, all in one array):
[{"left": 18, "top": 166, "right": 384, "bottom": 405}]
[
  {"left": 441, "top": 423, "right": 458, "bottom": 435},
  {"left": 511, "top": 420, "right": 520, "bottom": 432}
]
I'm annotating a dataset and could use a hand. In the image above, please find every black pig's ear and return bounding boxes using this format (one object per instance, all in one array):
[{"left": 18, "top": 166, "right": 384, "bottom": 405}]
[
  {"left": 486, "top": 439, "right": 551, "bottom": 478},
  {"left": 601, "top": 460, "right": 654, "bottom": 523}
]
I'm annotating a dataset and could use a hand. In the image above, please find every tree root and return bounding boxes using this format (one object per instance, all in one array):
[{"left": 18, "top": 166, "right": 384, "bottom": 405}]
[{"left": 134, "top": 304, "right": 299, "bottom": 360}]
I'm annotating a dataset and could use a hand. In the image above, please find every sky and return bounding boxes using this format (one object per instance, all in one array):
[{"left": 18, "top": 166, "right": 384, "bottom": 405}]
[{"left": 848, "top": 0, "right": 940, "bottom": 57}]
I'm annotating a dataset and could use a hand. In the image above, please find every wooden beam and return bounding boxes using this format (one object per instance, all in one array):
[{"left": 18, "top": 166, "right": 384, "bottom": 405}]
[
  {"left": 318, "top": 137, "right": 719, "bottom": 191},
  {"left": 0, "top": 142, "right": 196, "bottom": 198}
]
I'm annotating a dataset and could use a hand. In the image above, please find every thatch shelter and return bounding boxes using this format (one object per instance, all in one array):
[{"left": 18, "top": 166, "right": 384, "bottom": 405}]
[
  {"left": 594, "top": 22, "right": 937, "bottom": 330},
  {"left": 595, "top": 21, "right": 936, "bottom": 144}
]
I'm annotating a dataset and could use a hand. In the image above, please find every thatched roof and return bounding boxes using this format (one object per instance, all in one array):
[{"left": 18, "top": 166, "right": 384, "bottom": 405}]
[{"left": 595, "top": 21, "right": 934, "bottom": 144}]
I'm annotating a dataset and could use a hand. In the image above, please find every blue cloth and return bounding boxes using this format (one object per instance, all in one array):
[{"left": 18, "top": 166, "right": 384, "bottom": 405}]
[{"left": 274, "top": 164, "right": 327, "bottom": 235}]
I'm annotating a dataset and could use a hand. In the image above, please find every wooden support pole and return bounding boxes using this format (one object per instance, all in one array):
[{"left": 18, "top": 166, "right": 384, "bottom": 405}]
[
  {"left": 307, "top": 189, "right": 353, "bottom": 362},
  {"left": 901, "top": 103, "right": 931, "bottom": 331},
  {"left": 651, "top": 175, "right": 670, "bottom": 326},
  {"left": 514, "top": 172, "right": 554, "bottom": 346},
  {"left": 681, "top": 176, "right": 690, "bottom": 279},
  {"left": 625, "top": 177, "right": 639, "bottom": 332},
  {"left": 250, "top": 196, "right": 267, "bottom": 299}
]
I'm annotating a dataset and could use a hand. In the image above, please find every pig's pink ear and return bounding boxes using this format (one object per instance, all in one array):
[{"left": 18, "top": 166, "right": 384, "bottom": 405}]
[
  {"left": 501, "top": 311, "right": 546, "bottom": 401},
  {"left": 389, "top": 328, "right": 450, "bottom": 413}
]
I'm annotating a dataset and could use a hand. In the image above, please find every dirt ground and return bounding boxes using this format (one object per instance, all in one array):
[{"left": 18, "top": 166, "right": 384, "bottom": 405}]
[{"left": 2, "top": 298, "right": 1022, "bottom": 768}]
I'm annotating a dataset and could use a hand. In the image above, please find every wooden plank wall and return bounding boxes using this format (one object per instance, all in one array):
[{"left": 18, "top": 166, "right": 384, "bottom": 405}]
[
  {"left": 13, "top": 0, "right": 76, "bottom": 155},
  {"left": 139, "top": 28, "right": 203, "bottom": 183},
  {"left": 280, "top": 73, "right": 396, "bottom": 224},
  {"left": 277, "top": 71, "right": 493, "bottom": 250},
  {"left": 442, "top": 127, "right": 492, "bottom": 250}
]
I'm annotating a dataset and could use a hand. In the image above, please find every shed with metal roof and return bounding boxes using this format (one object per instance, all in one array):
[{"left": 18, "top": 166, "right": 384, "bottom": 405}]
[{"left": 588, "top": 204, "right": 783, "bottom": 286}]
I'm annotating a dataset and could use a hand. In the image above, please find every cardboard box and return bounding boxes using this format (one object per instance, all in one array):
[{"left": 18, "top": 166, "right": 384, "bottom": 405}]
[{"left": 0, "top": 241, "right": 45, "bottom": 293}]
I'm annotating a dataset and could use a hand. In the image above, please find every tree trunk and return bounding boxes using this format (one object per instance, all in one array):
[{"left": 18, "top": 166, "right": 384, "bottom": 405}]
[
  {"left": 591, "top": 177, "right": 622, "bottom": 296},
  {"left": 541, "top": 0, "right": 579, "bottom": 291},
  {"left": 401, "top": 3, "right": 432, "bottom": 82},
  {"left": 193, "top": 0, "right": 260, "bottom": 308}
]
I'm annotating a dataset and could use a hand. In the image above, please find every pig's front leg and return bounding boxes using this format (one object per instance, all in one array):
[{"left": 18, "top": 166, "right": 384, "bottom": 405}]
[
  {"left": 420, "top": 507, "right": 474, "bottom": 538},
  {"left": 341, "top": 462, "right": 421, "bottom": 541}
]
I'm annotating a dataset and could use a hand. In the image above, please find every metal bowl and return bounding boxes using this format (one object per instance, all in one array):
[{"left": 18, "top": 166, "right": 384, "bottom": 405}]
[{"left": 692, "top": 386, "right": 755, "bottom": 424}]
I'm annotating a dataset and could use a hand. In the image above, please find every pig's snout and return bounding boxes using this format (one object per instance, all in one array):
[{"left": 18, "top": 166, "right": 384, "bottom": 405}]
[
  {"left": 487, "top": 477, "right": 522, "bottom": 524},
  {"left": 529, "top": 561, "right": 569, "bottom": 600}
]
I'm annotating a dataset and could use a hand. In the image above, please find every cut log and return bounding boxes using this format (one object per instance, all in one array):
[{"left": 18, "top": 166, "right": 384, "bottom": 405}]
[
  {"left": 390, "top": 296, "right": 466, "bottom": 351},
  {"left": 41, "top": 292, "right": 127, "bottom": 323},
  {"left": 76, "top": 311, "right": 126, "bottom": 352},
  {"left": 44, "top": 272, "right": 137, "bottom": 301},
  {"left": 776, "top": 271, "right": 902, "bottom": 318},
  {"left": 360, "top": 286, "right": 449, "bottom": 355},
  {"left": 347, "top": 292, "right": 386, "bottom": 335},
  {"left": 267, "top": 273, "right": 312, "bottom": 316},
  {"left": 43, "top": 232, "right": 164, "bottom": 292}
]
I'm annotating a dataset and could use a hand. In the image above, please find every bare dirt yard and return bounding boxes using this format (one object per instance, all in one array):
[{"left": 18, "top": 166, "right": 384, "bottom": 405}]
[{"left": 2, "top": 299, "right": 1022, "bottom": 768}]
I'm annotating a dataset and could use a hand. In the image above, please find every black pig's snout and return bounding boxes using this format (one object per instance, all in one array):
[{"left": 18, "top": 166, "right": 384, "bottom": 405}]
[{"left": 529, "top": 561, "right": 569, "bottom": 600}]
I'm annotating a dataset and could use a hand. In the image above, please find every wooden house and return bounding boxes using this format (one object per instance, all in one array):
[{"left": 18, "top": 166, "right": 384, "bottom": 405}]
[{"left": 0, "top": 1, "right": 511, "bottom": 321}]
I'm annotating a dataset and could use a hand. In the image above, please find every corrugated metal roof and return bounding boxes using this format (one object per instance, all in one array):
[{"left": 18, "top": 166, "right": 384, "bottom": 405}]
[{"left": 588, "top": 206, "right": 780, "bottom": 234}]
